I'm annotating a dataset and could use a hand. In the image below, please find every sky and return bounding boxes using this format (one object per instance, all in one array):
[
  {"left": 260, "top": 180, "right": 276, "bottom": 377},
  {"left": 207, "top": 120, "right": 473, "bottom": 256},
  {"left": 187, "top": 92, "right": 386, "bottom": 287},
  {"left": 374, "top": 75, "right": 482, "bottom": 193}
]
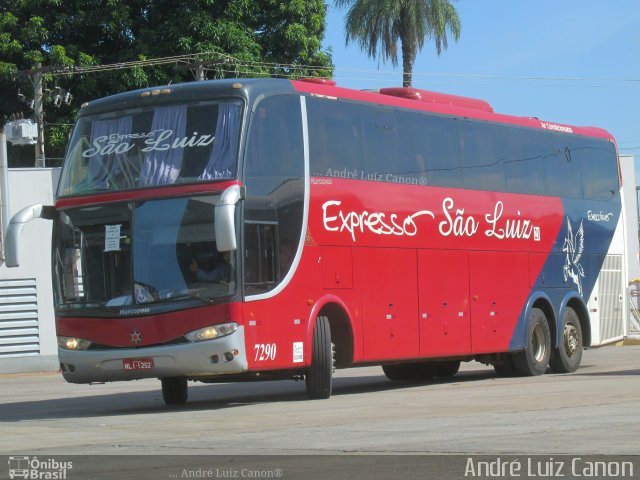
[{"left": 322, "top": 0, "right": 640, "bottom": 167}]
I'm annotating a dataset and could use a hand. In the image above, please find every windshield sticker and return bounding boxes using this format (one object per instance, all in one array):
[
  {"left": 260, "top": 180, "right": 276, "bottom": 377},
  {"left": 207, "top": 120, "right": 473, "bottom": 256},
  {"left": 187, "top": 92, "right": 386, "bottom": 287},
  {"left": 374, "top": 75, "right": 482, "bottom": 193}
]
[
  {"left": 82, "top": 129, "right": 215, "bottom": 158},
  {"left": 293, "top": 342, "right": 304, "bottom": 363},
  {"left": 104, "top": 224, "right": 122, "bottom": 252}
]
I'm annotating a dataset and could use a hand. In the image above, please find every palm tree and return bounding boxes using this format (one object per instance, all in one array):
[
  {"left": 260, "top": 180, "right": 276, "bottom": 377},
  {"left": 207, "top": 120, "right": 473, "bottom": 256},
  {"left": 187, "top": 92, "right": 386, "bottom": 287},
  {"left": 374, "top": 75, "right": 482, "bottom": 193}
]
[{"left": 334, "top": 0, "right": 461, "bottom": 87}]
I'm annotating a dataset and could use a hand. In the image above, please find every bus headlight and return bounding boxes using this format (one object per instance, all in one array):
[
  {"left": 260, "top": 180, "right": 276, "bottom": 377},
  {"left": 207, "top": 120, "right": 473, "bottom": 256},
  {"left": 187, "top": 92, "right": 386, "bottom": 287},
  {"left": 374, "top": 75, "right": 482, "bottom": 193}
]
[
  {"left": 58, "top": 336, "right": 92, "bottom": 350},
  {"left": 185, "top": 322, "right": 238, "bottom": 342}
]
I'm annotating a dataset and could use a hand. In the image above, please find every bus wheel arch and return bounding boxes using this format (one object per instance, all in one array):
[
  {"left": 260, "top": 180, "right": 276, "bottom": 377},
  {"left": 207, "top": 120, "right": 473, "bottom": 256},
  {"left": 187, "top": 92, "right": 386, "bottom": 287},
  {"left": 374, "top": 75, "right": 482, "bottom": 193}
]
[
  {"left": 308, "top": 297, "right": 355, "bottom": 369},
  {"left": 304, "top": 297, "right": 355, "bottom": 400},
  {"left": 318, "top": 302, "right": 354, "bottom": 368}
]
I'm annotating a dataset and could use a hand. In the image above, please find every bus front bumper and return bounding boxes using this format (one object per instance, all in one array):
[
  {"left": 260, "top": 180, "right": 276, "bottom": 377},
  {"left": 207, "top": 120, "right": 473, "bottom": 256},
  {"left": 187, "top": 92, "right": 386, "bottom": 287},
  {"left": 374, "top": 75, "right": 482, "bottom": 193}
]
[{"left": 58, "top": 327, "right": 248, "bottom": 383}]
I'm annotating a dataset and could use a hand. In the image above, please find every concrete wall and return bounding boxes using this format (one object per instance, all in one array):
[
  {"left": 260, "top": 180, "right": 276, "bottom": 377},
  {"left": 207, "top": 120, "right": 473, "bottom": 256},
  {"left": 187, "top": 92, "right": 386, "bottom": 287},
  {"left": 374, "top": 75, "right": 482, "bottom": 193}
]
[{"left": 0, "top": 168, "right": 60, "bottom": 373}]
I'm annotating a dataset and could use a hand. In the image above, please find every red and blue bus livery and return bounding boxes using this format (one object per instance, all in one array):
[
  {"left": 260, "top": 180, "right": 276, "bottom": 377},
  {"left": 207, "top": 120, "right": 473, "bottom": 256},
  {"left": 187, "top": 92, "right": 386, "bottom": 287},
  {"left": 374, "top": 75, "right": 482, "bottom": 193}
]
[{"left": 6, "top": 78, "right": 625, "bottom": 403}]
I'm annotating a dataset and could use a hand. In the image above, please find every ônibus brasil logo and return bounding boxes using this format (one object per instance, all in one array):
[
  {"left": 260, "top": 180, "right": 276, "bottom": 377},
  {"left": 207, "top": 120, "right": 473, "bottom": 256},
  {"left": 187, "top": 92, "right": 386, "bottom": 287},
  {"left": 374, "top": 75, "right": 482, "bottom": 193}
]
[{"left": 7, "top": 456, "right": 73, "bottom": 479}]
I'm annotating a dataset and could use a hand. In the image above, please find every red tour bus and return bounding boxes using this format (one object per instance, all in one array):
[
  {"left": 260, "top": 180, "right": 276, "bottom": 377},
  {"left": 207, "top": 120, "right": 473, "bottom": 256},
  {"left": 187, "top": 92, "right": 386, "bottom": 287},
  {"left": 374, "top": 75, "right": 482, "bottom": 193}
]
[{"left": 6, "top": 78, "right": 626, "bottom": 404}]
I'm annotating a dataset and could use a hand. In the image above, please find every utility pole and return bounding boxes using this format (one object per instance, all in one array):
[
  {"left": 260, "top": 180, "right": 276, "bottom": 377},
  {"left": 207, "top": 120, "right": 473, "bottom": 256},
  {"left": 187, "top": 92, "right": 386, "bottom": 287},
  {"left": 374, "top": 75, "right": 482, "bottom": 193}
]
[
  {"left": 195, "top": 61, "right": 205, "bottom": 81},
  {"left": 33, "top": 63, "right": 45, "bottom": 167}
]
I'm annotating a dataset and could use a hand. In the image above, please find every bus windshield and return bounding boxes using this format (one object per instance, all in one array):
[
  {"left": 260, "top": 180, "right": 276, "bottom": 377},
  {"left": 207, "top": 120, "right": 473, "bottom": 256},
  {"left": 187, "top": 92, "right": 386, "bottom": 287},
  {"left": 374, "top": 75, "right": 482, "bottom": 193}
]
[
  {"left": 53, "top": 195, "right": 236, "bottom": 313},
  {"left": 58, "top": 100, "right": 243, "bottom": 196}
]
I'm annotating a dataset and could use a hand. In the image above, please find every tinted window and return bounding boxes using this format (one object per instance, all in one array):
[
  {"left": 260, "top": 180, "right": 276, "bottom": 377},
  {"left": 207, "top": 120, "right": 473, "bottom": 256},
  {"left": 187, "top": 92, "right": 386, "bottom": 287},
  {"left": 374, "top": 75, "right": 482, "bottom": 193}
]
[
  {"left": 574, "top": 138, "right": 619, "bottom": 200},
  {"left": 307, "top": 95, "right": 618, "bottom": 199},
  {"left": 503, "top": 127, "right": 545, "bottom": 195},
  {"left": 398, "top": 112, "right": 461, "bottom": 188},
  {"left": 307, "top": 99, "right": 364, "bottom": 177},
  {"left": 243, "top": 95, "right": 304, "bottom": 294},
  {"left": 59, "top": 100, "right": 243, "bottom": 196},
  {"left": 459, "top": 121, "right": 505, "bottom": 191}
]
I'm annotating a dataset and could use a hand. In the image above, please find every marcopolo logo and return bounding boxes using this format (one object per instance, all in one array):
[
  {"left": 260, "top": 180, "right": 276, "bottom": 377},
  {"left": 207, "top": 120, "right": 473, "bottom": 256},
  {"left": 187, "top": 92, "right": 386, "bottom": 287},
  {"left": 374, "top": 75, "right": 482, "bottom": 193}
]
[{"left": 8, "top": 456, "right": 73, "bottom": 479}]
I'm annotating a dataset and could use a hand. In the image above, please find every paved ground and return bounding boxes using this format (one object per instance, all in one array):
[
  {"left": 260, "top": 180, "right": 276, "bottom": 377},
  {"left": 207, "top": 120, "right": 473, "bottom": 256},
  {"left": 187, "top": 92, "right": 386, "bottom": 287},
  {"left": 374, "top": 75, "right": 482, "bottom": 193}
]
[{"left": 0, "top": 345, "right": 638, "bottom": 479}]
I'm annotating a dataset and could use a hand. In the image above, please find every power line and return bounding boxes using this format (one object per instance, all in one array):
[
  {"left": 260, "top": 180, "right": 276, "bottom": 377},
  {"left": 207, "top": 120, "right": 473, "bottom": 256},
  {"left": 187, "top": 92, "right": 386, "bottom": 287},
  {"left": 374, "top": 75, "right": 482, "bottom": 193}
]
[{"left": 15, "top": 50, "right": 640, "bottom": 91}]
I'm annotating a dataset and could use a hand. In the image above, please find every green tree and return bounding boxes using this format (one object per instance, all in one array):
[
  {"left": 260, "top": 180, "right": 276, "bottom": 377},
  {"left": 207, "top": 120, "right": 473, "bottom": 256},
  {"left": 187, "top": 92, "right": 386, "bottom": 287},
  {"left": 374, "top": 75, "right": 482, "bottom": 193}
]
[
  {"left": 0, "top": 0, "right": 332, "bottom": 166},
  {"left": 335, "top": 0, "right": 461, "bottom": 87}
]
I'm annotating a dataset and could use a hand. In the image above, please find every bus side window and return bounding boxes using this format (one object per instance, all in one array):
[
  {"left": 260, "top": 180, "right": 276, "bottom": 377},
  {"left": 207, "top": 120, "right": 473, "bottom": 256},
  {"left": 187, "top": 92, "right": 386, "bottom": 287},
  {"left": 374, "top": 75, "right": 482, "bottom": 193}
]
[
  {"left": 363, "top": 109, "right": 397, "bottom": 178},
  {"left": 423, "top": 117, "right": 462, "bottom": 188},
  {"left": 575, "top": 138, "right": 619, "bottom": 200},
  {"left": 460, "top": 121, "right": 505, "bottom": 192},
  {"left": 541, "top": 133, "right": 583, "bottom": 198},
  {"left": 308, "top": 98, "right": 363, "bottom": 177}
]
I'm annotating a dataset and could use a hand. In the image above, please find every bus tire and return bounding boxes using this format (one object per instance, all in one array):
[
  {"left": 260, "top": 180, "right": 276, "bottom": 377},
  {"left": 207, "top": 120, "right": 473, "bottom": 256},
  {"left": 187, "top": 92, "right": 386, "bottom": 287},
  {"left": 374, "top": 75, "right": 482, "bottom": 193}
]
[
  {"left": 493, "top": 354, "right": 518, "bottom": 377},
  {"left": 161, "top": 377, "right": 188, "bottom": 405},
  {"left": 435, "top": 360, "right": 461, "bottom": 378},
  {"left": 513, "top": 307, "right": 551, "bottom": 376},
  {"left": 382, "top": 363, "right": 425, "bottom": 381},
  {"left": 549, "top": 307, "right": 583, "bottom": 373},
  {"left": 305, "top": 316, "right": 333, "bottom": 399},
  {"left": 422, "top": 360, "right": 461, "bottom": 378}
]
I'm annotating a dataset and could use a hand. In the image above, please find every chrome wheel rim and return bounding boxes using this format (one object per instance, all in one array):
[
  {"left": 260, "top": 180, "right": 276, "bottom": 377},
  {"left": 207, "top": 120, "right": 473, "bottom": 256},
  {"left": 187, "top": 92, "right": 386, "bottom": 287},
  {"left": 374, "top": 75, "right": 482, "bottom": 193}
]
[
  {"left": 532, "top": 323, "right": 547, "bottom": 363},
  {"left": 564, "top": 323, "right": 580, "bottom": 357}
]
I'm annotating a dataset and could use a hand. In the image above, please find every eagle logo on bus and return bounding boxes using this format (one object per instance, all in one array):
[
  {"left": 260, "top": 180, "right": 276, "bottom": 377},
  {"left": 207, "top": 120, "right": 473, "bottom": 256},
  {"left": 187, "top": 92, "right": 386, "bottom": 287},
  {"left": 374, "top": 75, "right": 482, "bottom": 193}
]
[{"left": 563, "top": 218, "right": 585, "bottom": 296}]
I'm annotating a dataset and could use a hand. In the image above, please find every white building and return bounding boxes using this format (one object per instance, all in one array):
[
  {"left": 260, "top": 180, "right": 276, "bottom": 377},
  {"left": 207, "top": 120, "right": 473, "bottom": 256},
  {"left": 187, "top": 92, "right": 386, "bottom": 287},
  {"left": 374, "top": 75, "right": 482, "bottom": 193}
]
[
  {"left": 0, "top": 168, "right": 60, "bottom": 373},
  {"left": 620, "top": 154, "right": 640, "bottom": 337}
]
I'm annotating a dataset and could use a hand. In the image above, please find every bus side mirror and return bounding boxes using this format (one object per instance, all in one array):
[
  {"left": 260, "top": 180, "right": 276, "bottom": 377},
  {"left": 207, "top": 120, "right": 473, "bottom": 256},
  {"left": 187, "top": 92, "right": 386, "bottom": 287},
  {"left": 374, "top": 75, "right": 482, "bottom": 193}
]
[
  {"left": 215, "top": 185, "right": 244, "bottom": 252},
  {"left": 4, "top": 204, "right": 55, "bottom": 268}
]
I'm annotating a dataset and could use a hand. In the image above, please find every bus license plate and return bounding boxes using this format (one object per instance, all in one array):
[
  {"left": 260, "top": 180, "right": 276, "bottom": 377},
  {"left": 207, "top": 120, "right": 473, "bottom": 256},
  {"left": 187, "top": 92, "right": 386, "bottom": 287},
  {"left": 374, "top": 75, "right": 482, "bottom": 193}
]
[{"left": 123, "top": 358, "right": 154, "bottom": 371}]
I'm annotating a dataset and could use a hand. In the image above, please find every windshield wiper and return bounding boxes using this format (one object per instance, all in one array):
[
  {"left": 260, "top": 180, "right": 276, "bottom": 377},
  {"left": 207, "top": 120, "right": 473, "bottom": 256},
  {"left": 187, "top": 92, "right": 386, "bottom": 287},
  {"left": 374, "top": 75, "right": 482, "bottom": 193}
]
[
  {"left": 157, "top": 292, "right": 215, "bottom": 305},
  {"left": 58, "top": 301, "right": 104, "bottom": 309}
]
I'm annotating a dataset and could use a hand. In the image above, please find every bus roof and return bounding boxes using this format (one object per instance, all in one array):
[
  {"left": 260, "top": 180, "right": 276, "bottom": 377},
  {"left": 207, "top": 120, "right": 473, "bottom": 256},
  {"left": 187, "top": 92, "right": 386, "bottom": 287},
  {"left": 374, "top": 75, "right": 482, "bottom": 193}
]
[
  {"left": 77, "top": 77, "right": 614, "bottom": 142},
  {"left": 291, "top": 79, "right": 614, "bottom": 141}
]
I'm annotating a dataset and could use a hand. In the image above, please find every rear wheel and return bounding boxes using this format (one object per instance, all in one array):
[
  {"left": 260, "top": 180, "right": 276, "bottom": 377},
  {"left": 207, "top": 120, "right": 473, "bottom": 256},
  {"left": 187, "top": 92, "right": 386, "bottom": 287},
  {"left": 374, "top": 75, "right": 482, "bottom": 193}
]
[
  {"left": 493, "top": 354, "right": 518, "bottom": 377},
  {"left": 514, "top": 307, "right": 551, "bottom": 376},
  {"left": 161, "top": 377, "right": 188, "bottom": 405},
  {"left": 305, "top": 316, "right": 333, "bottom": 399},
  {"left": 549, "top": 307, "right": 583, "bottom": 373},
  {"left": 382, "top": 363, "right": 428, "bottom": 381}
]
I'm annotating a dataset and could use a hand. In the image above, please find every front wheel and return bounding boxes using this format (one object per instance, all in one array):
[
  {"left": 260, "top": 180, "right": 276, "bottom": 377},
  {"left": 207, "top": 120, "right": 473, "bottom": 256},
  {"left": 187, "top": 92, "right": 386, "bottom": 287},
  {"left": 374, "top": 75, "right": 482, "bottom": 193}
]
[
  {"left": 514, "top": 307, "right": 551, "bottom": 376},
  {"left": 305, "top": 316, "right": 333, "bottom": 399},
  {"left": 422, "top": 360, "right": 461, "bottom": 378},
  {"left": 549, "top": 307, "right": 583, "bottom": 373},
  {"left": 382, "top": 363, "right": 428, "bottom": 381},
  {"left": 161, "top": 377, "right": 188, "bottom": 405}
]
